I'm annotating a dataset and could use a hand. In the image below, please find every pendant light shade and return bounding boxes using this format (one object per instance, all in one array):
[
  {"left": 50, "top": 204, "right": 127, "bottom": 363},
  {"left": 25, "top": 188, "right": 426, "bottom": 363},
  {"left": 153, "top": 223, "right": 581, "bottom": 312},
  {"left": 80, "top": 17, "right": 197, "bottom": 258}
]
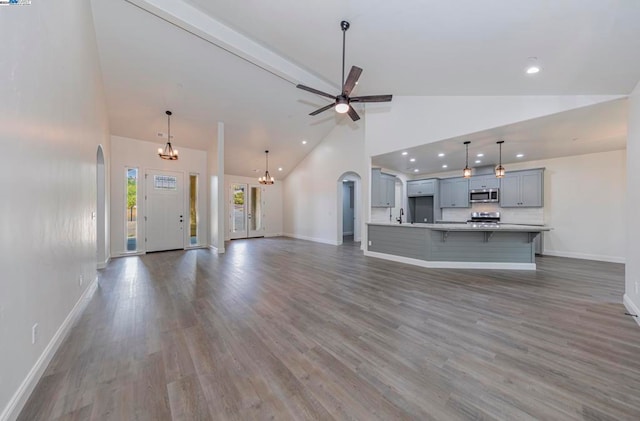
[
  {"left": 258, "top": 150, "right": 274, "bottom": 185},
  {"left": 462, "top": 141, "right": 471, "bottom": 178},
  {"left": 158, "top": 110, "right": 179, "bottom": 160},
  {"left": 495, "top": 140, "right": 505, "bottom": 178}
]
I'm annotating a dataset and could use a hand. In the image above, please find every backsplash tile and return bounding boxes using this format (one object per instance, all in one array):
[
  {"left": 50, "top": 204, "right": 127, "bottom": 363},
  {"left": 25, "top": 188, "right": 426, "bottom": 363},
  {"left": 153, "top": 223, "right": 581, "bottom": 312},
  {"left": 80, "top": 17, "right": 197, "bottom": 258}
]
[{"left": 442, "top": 203, "right": 544, "bottom": 225}]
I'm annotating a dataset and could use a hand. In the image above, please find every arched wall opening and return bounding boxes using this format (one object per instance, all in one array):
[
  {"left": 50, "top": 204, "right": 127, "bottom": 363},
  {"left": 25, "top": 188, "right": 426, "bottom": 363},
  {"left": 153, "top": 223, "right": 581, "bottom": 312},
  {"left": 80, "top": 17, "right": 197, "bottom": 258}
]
[{"left": 336, "top": 171, "right": 362, "bottom": 245}]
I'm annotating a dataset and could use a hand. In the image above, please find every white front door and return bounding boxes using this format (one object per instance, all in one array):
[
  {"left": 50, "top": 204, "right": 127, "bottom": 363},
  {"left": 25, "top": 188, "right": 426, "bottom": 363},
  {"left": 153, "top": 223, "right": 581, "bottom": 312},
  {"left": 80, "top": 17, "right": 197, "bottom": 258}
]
[
  {"left": 230, "top": 184, "right": 265, "bottom": 239},
  {"left": 145, "top": 170, "right": 185, "bottom": 252}
]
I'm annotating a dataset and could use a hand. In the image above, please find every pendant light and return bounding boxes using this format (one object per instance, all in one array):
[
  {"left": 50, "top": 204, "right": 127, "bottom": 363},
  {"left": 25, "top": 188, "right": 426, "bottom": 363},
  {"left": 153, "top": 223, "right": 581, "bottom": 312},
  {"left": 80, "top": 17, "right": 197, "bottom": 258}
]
[
  {"left": 462, "top": 141, "right": 471, "bottom": 178},
  {"left": 258, "top": 150, "right": 274, "bottom": 185},
  {"left": 495, "top": 140, "right": 505, "bottom": 178},
  {"left": 158, "top": 110, "right": 178, "bottom": 160}
]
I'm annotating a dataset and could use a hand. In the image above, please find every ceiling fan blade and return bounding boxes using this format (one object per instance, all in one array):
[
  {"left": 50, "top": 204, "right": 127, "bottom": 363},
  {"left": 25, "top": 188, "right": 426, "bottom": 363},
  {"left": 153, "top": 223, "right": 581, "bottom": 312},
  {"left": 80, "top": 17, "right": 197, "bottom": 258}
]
[
  {"left": 309, "top": 102, "right": 335, "bottom": 116},
  {"left": 349, "top": 94, "right": 393, "bottom": 103},
  {"left": 342, "top": 66, "right": 363, "bottom": 96},
  {"left": 296, "top": 84, "right": 336, "bottom": 100},
  {"left": 347, "top": 106, "right": 360, "bottom": 122}
]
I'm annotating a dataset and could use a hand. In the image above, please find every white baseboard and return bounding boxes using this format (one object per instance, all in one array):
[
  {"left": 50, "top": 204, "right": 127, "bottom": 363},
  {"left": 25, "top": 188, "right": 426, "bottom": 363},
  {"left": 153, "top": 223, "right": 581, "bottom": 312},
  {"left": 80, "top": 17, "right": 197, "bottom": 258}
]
[
  {"left": 364, "top": 250, "right": 536, "bottom": 271},
  {"left": 283, "top": 233, "right": 340, "bottom": 246},
  {"left": 208, "top": 245, "right": 225, "bottom": 254},
  {"left": 543, "top": 250, "right": 625, "bottom": 264},
  {"left": 623, "top": 294, "right": 640, "bottom": 327},
  {"left": 97, "top": 256, "right": 110, "bottom": 269},
  {"left": 0, "top": 278, "right": 99, "bottom": 421}
]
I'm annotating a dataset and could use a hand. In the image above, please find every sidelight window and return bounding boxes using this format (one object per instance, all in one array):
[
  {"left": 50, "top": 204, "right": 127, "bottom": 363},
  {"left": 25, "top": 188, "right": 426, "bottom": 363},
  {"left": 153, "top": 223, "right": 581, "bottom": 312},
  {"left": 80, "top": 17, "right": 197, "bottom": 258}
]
[{"left": 125, "top": 168, "right": 138, "bottom": 251}]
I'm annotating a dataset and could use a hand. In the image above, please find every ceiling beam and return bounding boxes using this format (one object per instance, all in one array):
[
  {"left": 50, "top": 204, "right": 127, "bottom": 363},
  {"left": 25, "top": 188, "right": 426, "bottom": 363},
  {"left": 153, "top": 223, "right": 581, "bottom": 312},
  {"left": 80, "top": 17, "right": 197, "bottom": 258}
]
[{"left": 124, "top": 0, "right": 338, "bottom": 94}]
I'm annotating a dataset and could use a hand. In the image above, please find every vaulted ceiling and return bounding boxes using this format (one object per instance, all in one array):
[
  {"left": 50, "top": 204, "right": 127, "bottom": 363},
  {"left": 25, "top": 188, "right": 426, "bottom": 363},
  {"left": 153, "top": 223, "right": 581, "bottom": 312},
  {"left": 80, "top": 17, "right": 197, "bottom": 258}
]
[{"left": 90, "top": 0, "right": 640, "bottom": 178}]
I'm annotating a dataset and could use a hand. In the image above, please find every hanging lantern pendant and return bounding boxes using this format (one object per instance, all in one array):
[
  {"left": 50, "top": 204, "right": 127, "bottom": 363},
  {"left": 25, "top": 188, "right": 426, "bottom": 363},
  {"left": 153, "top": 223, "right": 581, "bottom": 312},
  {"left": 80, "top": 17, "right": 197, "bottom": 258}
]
[
  {"left": 495, "top": 140, "right": 505, "bottom": 178},
  {"left": 158, "top": 110, "right": 179, "bottom": 160},
  {"left": 462, "top": 141, "right": 471, "bottom": 178}
]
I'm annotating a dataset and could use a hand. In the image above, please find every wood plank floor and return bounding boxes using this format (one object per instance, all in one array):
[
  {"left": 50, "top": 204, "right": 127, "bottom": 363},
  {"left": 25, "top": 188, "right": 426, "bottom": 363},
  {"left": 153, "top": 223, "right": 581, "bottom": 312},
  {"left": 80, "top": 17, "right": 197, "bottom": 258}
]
[{"left": 18, "top": 237, "right": 640, "bottom": 420}]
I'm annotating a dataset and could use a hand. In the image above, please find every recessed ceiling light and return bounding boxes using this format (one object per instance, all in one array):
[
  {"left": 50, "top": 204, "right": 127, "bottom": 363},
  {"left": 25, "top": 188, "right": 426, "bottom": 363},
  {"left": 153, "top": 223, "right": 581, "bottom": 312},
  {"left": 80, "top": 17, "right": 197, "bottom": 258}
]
[
  {"left": 414, "top": 169, "right": 419, "bottom": 173},
  {"left": 475, "top": 160, "right": 481, "bottom": 164},
  {"left": 409, "top": 158, "right": 416, "bottom": 162},
  {"left": 302, "top": 140, "right": 307, "bottom": 145},
  {"left": 438, "top": 153, "right": 445, "bottom": 157},
  {"left": 526, "top": 57, "right": 541, "bottom": 74},
  {"left": 442, "top": 164, "right": 448, "bottom": 168},
  {"left": 278, "top": 167, "right": 283, "bottom": 171},
  {"left": 343, "top": 179, "right": 348, "bottom": 182},
  {"left": 516, "top": 154, "right": 524, "bottom": 158},
  {"left": 477, "top": 153, "right": 484, "bottom": 157},
  {"left": 401, "top": 151, "right": 408, "bottom": 156}
]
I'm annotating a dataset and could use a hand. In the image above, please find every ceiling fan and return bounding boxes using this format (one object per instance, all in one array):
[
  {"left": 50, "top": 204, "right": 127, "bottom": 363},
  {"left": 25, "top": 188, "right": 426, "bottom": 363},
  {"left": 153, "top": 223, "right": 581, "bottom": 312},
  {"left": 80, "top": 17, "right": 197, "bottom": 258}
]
[{"left": 296, "top": 21, "right": 392, "bottom": 122}]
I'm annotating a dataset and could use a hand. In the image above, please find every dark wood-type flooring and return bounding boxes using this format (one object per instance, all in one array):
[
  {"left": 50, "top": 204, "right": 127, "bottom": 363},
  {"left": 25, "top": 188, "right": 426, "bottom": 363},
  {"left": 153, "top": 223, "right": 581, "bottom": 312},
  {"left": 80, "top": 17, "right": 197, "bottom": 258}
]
[{"left": 18, "top": 237, "right": 640, "bottom": 420}]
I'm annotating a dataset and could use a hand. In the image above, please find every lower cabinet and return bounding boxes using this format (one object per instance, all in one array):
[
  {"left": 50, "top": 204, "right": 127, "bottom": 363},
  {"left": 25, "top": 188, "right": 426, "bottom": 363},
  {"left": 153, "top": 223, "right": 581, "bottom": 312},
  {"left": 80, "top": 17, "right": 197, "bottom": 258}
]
[
  {"left": 439, "top": 178, "right": 469, "bottom": 208},
  {"left": 371, "top": 169, "right": 396, "bottom": 207},
  {"left": 500, "top": 169, "right": 544, "bottom": 207}
]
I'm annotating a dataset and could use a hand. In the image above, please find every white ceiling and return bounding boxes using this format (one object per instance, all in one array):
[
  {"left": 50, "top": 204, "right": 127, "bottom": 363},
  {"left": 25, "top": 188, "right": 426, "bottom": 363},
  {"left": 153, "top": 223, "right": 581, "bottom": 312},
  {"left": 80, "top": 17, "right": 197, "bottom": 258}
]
[
  {"left": 90, "top": 0, "right": 640, "bottom": 178},
  {"left": 373, "top": 98, "right": 628, "bottom": 176}
]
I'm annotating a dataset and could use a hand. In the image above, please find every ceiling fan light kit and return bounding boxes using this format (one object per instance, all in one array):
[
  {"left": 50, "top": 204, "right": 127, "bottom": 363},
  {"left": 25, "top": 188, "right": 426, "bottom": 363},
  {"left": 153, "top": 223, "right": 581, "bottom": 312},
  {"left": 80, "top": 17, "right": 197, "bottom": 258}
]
[
  {"left": 158, "top": 110, "right": 179, "bottom": 160},
  {"left": 335, "top": 97, "right": 349, "bottom": 113},
  {"left": 296, "top": 20, "right": 393, "bottom": 122}
]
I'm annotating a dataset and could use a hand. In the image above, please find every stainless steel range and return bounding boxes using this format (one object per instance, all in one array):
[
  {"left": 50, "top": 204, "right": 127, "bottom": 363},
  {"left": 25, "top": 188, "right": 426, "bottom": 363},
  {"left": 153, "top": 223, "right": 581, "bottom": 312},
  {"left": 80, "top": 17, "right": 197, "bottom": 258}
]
[{"left": 467, "top": 211, "right": 501, "bottom": 225}]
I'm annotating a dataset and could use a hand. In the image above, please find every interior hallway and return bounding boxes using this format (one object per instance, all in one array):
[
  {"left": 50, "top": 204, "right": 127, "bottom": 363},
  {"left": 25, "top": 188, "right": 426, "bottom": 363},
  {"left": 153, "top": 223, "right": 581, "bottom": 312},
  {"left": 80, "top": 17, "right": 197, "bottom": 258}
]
[{"left": 18, "top": 238, "right": 640, "bottom": 420}]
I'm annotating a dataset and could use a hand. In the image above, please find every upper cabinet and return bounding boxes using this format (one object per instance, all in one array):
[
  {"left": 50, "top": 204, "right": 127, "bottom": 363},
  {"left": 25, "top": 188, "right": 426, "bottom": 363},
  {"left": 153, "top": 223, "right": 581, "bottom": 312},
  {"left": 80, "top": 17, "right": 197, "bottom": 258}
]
[
  {"left": 500, "top": 169, "right": 544, "bottom": 207},
  {"left": 440, "top": 178, "right": 470, "bottom": 208},
  {"left": 407, "top": 179, "right": 437, "bottom": 197},
  {"left": 469, "top": 174, "right": 500, "bottom": 190},
  {"left": 371, "top": 168, "right": 396, "bottom": 208}
]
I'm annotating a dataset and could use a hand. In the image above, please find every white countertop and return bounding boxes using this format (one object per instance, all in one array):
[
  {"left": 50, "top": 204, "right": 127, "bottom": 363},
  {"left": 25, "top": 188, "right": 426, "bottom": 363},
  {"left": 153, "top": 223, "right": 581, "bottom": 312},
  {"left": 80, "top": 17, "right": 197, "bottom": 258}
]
[{"left": 367, "top": 222, "right": 552, "bottom": 232}]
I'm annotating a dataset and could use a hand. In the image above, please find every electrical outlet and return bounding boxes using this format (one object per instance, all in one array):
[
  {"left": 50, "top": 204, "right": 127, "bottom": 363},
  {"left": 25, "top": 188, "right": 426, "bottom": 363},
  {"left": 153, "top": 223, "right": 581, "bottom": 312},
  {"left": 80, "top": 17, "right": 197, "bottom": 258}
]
[
  {"left": 368, "top": 240, "right": 372, "bottom": 246},
  {"left": 636, "top": 281, "right": 639, "bottom": 294},
  {"left": 79, "top": 275, "right": 83, "bottom": 286},
  {"left": 32, "top": 323, "right": 38, "bottom": 345}
]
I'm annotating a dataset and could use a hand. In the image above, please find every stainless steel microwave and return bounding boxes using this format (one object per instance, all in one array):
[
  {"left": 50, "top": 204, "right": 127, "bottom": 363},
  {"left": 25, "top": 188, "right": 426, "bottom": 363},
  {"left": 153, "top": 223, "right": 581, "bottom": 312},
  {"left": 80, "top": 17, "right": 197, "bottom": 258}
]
[{"left": 469, "top": 188, "right": 499, "bottom": 203}]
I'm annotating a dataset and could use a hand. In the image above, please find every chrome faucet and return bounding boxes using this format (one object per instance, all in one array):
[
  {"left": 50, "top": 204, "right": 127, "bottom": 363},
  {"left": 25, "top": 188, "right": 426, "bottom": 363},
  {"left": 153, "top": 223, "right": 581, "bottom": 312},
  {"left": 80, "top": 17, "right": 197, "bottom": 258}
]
[{"left": 396, "top": 208, "right": 404, "bottom": 224}]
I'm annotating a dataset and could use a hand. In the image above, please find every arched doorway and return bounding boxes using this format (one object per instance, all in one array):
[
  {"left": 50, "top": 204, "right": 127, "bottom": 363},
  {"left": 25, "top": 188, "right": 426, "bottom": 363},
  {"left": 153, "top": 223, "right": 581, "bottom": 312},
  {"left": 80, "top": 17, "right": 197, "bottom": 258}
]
[
  {"left": 96, "top": 145, "right": 107, "bottom": 268},
  {"left": 337, "top": 171, "right": 362, "bottom": 245}
]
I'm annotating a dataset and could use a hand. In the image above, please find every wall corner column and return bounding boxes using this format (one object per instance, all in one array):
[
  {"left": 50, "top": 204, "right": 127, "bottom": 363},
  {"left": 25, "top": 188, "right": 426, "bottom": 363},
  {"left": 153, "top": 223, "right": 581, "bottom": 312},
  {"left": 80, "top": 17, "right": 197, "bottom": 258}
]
[{"left": 625, "top": 82, "right": 640, "bottom": 325}]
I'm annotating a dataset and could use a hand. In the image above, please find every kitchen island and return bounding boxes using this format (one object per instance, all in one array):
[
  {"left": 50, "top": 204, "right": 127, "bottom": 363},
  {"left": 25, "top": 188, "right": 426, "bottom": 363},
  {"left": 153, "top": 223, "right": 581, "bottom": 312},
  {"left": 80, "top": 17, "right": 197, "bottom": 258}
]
[{"left": 366, "top": 222, "right": 552, "bottom": 270}]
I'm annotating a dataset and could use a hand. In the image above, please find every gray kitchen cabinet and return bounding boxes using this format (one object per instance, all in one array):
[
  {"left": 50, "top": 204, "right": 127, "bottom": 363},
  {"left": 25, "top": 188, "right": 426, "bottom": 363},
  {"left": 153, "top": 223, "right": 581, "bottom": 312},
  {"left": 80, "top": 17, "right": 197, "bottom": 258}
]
[
  {"left": 371, "top": 168, "right": 396, "bottom": 207},
  {"left": 407, "top": 179, "right": 437, "bottom": 197},
  {"left": 500, "top": 169, "right": 544, "bottom": 207},
  {"left": 469, "top": 174, "right": 500, "bottom": 190},
  {"left": 439, "top": 178, "right": 469, "bottom": 208}
]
